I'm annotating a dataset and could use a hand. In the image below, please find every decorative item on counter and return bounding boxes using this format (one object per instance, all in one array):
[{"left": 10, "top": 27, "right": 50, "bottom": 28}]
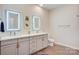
[
  {"left": 0, "top": 17, "right": 1, "bottom": 32},
  {"left": 0, "top": 21, "right": 5, "bottom": 32}
]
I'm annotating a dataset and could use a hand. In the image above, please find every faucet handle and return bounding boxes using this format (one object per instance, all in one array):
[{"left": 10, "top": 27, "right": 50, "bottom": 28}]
[{"left": 14, "top": 32, "right": 16, "bottom": 36}]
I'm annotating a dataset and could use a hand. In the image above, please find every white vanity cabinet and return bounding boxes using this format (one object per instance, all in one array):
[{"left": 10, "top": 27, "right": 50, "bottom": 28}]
[
  {"left": 0, "top": 39, "right": 17, "bottom": 55},
  {"left": 29, "top": 34, "right": 48, "bottom": 54},
  {"left": 18, "top": 37, "right": 30, "bottom": 55},
  {"left": 29, "top": 36, "right": 37, "bottom": 54},
  {"left": 0, "top": 33, "right": 48, "bottom": 55},
  {"left": 1, "top": 44, "right": 17, "bottom": 55},
  {"left": 36, "top": 34, "right": 48, "bottom": 51},
  {"left": 36, "top": 35, "right": 43, "bottom": 51},
  {"left": 42, "top": 34, "right": 48, "bottom": 48}
]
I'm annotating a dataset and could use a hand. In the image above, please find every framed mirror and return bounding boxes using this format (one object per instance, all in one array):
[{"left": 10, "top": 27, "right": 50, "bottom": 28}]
[
  {"left": 32, "top": 15, "right": 40, "bottom": 31},
  {"left": 6, "top": 10, "right": 21, "bottom": 31}
]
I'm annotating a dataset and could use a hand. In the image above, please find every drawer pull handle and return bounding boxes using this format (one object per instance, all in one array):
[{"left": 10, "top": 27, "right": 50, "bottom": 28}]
[
  {"left": 17, "top": 42, "right": 19, "bottom": 48},
  {"left": 42, "top": 39, "right": 44, "bottom": 41}
]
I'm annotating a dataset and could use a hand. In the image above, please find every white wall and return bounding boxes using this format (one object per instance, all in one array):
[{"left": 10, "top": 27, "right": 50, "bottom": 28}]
[
  {"left": 0, "top": 4, "right": 79, "bottom": 50},
  {"left": 0, "top": 4, "right": 49, "bottom": 37},
  {"left": 49, "top": 5, "right": 79, "bottom": 50}
]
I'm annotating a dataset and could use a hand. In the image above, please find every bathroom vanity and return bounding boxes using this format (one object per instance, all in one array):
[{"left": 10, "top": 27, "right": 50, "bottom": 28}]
[
  {"left": 0, "top": 33, "right": 48, "bottom": 55},
  {"left": 0, "top": 10, "right": 48, "bottom": 55}
]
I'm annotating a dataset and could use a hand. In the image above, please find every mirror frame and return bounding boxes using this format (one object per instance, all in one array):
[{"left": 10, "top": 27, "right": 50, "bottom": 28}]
[
  {"left": 6, "top": 10, "right": 21, "bottom": 31},
  {"left": 32, "top": 15, "right": 40, "bottom": 31}
]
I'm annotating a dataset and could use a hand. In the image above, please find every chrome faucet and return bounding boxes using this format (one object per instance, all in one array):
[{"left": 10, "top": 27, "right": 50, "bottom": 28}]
[
  {"left": 14, "top": 32, "right": 16, "bottom": 36},
  {"left": 10, "top": 32, "right": 12, "bottom": 36},
  {"left": 9, "top": 32, "right": 16, "bottom": 36}
]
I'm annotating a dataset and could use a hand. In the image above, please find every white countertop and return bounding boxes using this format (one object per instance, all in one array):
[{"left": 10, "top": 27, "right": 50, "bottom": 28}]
[{"left": 0, "top": 32, "right": 48, "bottom": 41}]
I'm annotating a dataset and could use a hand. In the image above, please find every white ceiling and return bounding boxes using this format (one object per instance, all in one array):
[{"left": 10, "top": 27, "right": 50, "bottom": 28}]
[{"left": 40, "top": 4, "right": 66, "bottom": 10}]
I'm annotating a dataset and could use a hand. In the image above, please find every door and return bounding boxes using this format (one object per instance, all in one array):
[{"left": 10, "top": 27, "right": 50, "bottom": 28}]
[
  {"left": 1, "top": 44, "right": 17, "bottom": 55},
  {"left": 18, "top": 40, "right": 30, "bottom": 55}
]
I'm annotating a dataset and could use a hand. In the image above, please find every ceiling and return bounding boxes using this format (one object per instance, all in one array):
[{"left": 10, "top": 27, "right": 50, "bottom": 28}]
[{"left": 39, "top": 4, "right": 66, "bottom": 10}]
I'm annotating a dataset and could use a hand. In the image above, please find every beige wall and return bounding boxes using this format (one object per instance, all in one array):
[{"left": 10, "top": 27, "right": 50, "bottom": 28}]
[
  {"left": 1, "top": 4, "right": 79, "bottom": 50},
  {"left": 49, "top": 5, "right": 79, "bottom": 50},
  {"left": 0, "top": 4, "right": 49, "bottom": 36}
]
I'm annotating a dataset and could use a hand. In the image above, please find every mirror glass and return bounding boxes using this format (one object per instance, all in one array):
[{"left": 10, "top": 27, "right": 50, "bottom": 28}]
[
  {"left": 32, "top": 16, "right": 40, "bottom": 31},
  {"left": 6, "top": 10, "right": 21, "bottom": 31}
]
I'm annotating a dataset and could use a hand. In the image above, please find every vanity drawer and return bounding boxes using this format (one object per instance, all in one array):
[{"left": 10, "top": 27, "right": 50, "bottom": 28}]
[
  {"left": 18, "top": 37, "right": 30, "bottom": 42},
  {"left": 30, "top": 40, "right": 36, "bottom": 54},
  {"left": 1, "top": 39, "right": 17, "bottom": 46},
  {"left": 29, "top": 36, "right": 36, "bottom": 40},
  {"left": 30, "top": 38, "right": 36, "bottom": 43}
]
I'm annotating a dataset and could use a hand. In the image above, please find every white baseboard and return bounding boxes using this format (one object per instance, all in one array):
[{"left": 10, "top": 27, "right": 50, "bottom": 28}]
[{"left": 54, "top": 41, "right": 79, "bottom": 50}]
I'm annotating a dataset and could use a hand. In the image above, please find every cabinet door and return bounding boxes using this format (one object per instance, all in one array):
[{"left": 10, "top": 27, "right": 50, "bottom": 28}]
[
  {"left": 1, "top": 44, "right": 17, "bottom": 55},
  {"left": 36, "top": 36, "right": 43, "bottom": 51},
  {"left": 42, "top": 35, "right": 48, "bottom": 48},
  {"left": 18, "top": 40, "right": 30, "bottom": 55},
  {"left": 30, "top": 37, "right": 36, "bottom": 54}
]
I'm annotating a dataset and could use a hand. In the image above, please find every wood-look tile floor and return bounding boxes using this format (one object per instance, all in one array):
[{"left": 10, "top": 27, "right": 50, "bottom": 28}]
[{"left": 33, "top": 44, "right": 79, "bottom": 55}]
